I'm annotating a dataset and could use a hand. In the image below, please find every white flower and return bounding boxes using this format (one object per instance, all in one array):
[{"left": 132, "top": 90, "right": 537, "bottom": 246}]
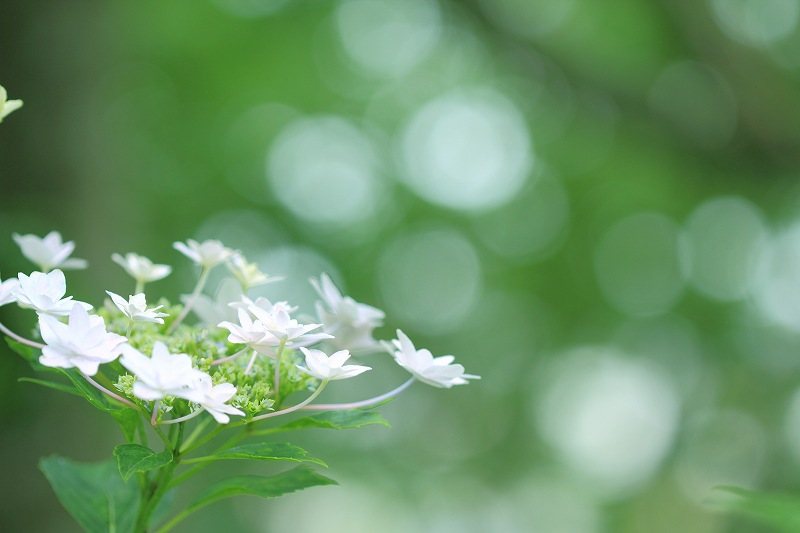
[
  {"left": 119, "top": 341, "right": 206, "bottom": 403},
  {"left": 311, "top": 273, "right": 384, "bottom": 351},
  {"left": 297, "top": 347, "right": 371, "bottom": 381},
  {"left": 229, "top": 295, "right": 297, "bottom": 315},
  {"left": 173, "top": 239, "right": 235, "bottom": 269},
  {"left": 13, "top": 270, "right": 92, "bottom": 316},
  {"left": 192, "top": 374, "right": 245, "bottom": 424},
  {"left": 387, "top": 330, "right": 480, "bottom": 388},
  {"left": 218, "top": 307, "right": 279, "bottom": 355},
  {"left": 0, "top": 84, "right": 23, "bottom": 122},
  {"left": 0, "top": 276, "right": 19, "bottom": 307},
  {"left": 13, "top": 231, "right": 87, "bottom": 271},
  {"left": 111, "top": 253, "right": 172, "bottom": 284},
  {"left": 38, "top": 304, "right": 127, "bottom": 376},
  {"left": 226, "top": 253, "right": 282, "bottom": 291},
  {"left": 106, "top": 291, "right": 169, "bottom": 324},
  {"left": 248, "top": 304, "right": 332, "bottom": 345}
]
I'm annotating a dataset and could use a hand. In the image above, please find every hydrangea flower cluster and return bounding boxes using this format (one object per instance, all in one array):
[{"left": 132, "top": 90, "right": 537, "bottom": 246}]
[{"left": 0, "top": 230, "right": 478, "bottom": 532}]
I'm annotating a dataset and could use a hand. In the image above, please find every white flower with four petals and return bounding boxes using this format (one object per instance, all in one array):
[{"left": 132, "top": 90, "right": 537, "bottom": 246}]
[
  {"left": 13, "top": 270, "right": 92, "bottom": 316},
  {"left": 13, "top": 231, "right": 87, "bottom": 272},
  {"left": 297, "top": 347, "right": 371, "bottom": 381},
  {"left": 387, "top": 330, "right": 480, "bottom": 388},
  {"left": 106, "top": 291, "right": 169, "bottom": 324}
]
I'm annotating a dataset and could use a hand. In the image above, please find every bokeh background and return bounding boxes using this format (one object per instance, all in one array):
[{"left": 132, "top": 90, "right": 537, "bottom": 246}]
[{"left": 3, "top": 0, "right": 800, "bottom": 531}]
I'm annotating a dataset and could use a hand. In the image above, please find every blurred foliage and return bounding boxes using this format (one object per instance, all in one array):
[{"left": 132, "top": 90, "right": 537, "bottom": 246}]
[{"left": 3, "top": 0, "right": 800, "bottom": 531}]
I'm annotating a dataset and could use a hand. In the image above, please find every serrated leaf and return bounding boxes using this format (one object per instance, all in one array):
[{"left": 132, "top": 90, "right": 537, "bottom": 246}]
[
  {"left": 267, "top": 410, "right": 391, "bottom": 434},
  {"left": 39, "top": 456, "right": 139, "bottom": 533},
  {"left": 187, "top": 465, "right": 336, "bottom": 514},
  {"left": 113, "top": 444, "right": 173, "bottom": 482},
  {"left": 18, "top": 377, "right": 81, "bottom": 397},
  {"left": 712, "top": 486, "right": 800, "bottom": 533},
  {"left": 185, "top": 442, "right": 326, "bottom": 467}
]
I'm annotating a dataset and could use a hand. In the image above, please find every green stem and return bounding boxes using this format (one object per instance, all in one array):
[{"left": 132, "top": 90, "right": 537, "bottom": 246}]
[
  {"left": 167, "top": 266, "right": 210, "bottom": 333},
  {"left": 250, "top": 381, "right": 328, "bottom": 422},
  {"left": 179, "top": 417, "right": 213, "bottom": 453},
  {"left": 135, "top": 280, "right": 145, "bottom": 295},
  {"left": 273, "top": 340, "right": 286, "bottom": 402},
  {"left": 136, "top": 424, "right": 184, "bottom": 532}
]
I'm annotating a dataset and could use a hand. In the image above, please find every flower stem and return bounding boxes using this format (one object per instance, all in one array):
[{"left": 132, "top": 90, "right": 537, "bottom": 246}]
[
  {"left": 160, "top": 409, "right": 203, "bottom": 425},
  {"left": 137, "top": 423, "right": 184, "bottom": 532},
  {"left": 151, "top": 400, "right": 161, "bottom": 426},
  {"left": 273, "top": 340, "right": 286, "bottom": 399},
  {"left": 81, "top": 372, "right": 138, "bottom": 409},
  {"left": 250, "top": 380, "right": 328, "bottom": 422},
  {"left": 167, "top": 266, "right": 210, "bottom": 333},
  {"left": 210, "top": 347, "right": 249, "bottom": 366},
  {"left": 0, "top": 321, "right": 45, "bottom": 349},
  {"left": 135, "top": 280, "right": 144, "bottom": 295},
  {"left": 300, "top": 378, "right": 415, "bottom": 411},
  {"left": 244, "top": 350, "right": 259, "bottom": 375}
]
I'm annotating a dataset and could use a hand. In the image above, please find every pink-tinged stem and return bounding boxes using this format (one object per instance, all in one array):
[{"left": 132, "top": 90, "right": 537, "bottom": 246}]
[
  {"left": 0, "top": 321, "right": 45, "bottom": 349},
  {"left": 160, "top": 409, "right": 203, "bottom": 425},
  {"left": 244, "top": 351, "right": 259, "bottom": 375},
  {"left": 211, "top": 347, "right": 250, "bottom": 366},
  {"left": 250, "top": 380, "right": 328, "bottom": 422},
  {"left": 151, "top": 400, "right": 162, "bottom": 426},
  {"left": 273, "top": 340, "right": 286, "bottom": 395},
  {"left": 300, "top": 378, "right": 415, "bottom": 411},
  {"left": 81, "top": 372, "right": 138, "bottom": 409}
]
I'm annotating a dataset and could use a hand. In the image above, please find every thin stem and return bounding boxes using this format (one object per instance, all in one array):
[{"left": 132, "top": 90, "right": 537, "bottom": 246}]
[
  {"left": 81, "top": 372, "right": 138, "bottom": 408},
  {"left": 135, "top": 280, "right": 144, "bottom": 295},
  {"left": 126, "top": 319, "right": 133, "bottom": 338},
  {"left": 138, "top": 423, "right": 184, "bottom": 532},
  {"left": 167, "top": 266, "right": 210, "bottom": 333},
  {"left": 210, "top": 347, "right": 249, "bottom": 366},
  {"left": 273, "top": 340, "right": 286, "bottom": 399},
  {"left": 160, "top": 409, "right": 203, "bottom": 425},
  {"left": 0, "top": 321, "right": 45, "bottom": 349},
  {"left": 300, "top": 378, "right": 415, "bottom": 411},
  {"left": 179, "top": 425, "right": 224, "bottom": 456},
  {"left": 151, "top": 400, "right": 161, "bottom": 426},
  {"left": 180, "top": 417, "right": 213, "bottom": 452},
  {"left": 244, "top": 350, "right": 259, "bottom": 375},
  {"left": 250, "top": 380, "right": 328, "bottom": 422}
]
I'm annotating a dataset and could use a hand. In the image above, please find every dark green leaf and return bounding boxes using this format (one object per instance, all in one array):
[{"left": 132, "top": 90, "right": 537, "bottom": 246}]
[
  {"left": 113, "top": 444, "right": 173, "bottom": 482},
  {"left": 265, "top": 410, "right": 391, "bottom": 434},
  {"left": 18, "top": 377, "right": 81, "bottom": 397},
  {"left": 186, "top": 442, "right": 326, "bottom": 467},
  {"left": 58, "top": 369, "right": 117, "bottom": 413},
  {"left": 39, "top": 456, "right": 139, "bottom": 533},
  {"left": 187, "top": 465, "right": 336, "bottom": 514},
  {"left": 712, "top": 486, "right": 800, "bottom": 533},
  {"left": 111, "top": 409, "right": 142, "bottom": 443}
]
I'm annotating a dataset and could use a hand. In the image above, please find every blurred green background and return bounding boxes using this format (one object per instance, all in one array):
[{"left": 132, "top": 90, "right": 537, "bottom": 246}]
[{"left": 3, "top": 0, "right": 800, "bottom": 531}]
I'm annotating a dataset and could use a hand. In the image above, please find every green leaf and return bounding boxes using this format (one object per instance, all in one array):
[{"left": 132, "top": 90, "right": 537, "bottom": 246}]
[
  {"left": 266, "top": 410, "right": 391, "bottom": 434},
  {"left": 113, "top": 444, "right": 173, "bottom": 482},
  {"left": 5, "top": 337, "right": 52, "bottom": 372},
  {"left": 185, "top": 442, "right": 326, "bottom": 467},
  {"left": 18, "top": 377, "right": 81, "bottom": 397},
  {"left": 111, "top": 409, "right": 141, "bottom": 443},
  {"left": 188, "top": 465, "right": 336, "bottom": 513},
  {"left": 39, "top": 456, "right": 140, "bottom": 533},
  {"left": 58, "top": 368, "right": 117, "bottom": 413},
  {"left": 712, "top": 486, "right": 800, "bottom": 533}
]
